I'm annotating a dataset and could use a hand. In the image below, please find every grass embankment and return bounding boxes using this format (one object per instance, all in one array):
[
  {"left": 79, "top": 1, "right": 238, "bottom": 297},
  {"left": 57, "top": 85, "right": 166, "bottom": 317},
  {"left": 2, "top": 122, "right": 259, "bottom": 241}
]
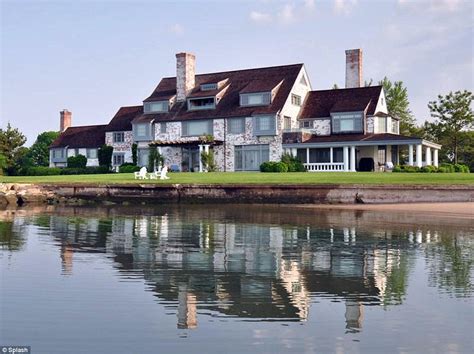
[{"left": 1, "top": 172, "right": 473, "bottom": 185}]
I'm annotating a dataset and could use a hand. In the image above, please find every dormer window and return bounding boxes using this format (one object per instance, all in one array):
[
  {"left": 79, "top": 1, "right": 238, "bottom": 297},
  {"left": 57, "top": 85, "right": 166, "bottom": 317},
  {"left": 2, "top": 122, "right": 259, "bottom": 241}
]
[
  {"left": 200, "top": 83, "right": 217, "bottom": 91},
  {"left": 187, "top": 97, "right": 216, "bottom": 110},
  {"left": 240, "top": 92, "right": 271, "bottom": 107},
  {"left": 144, "top": 101, "right": 168, "bottom": 113}
]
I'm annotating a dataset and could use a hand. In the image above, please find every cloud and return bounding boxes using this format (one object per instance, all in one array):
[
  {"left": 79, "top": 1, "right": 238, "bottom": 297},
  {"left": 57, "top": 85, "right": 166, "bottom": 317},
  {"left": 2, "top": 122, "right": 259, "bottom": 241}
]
[
  {"left": 397, "top": 0, "right": 464, "bottom": 12},
  {"left": 278, "top": 3, "right": 295, "bottom": 24},
  {"left": 304, "top": 0, "right": 316, "bottom": 10},
  {"left": 169, "top": 23, "right": 184, "bottom": 35},
  {"left": 334, "top": 0, "right": 358, "bottom": 15},
  {"left": 249, "top": 10, "right": 272, "bottom": 23}
]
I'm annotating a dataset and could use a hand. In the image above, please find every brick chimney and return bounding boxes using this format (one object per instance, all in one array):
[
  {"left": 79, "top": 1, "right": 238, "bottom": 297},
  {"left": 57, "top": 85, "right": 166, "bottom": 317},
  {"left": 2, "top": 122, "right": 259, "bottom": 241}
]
[
  {"left": 345, "top": 49, "right": 363, "bottom": 88},
  {"left": 176, "top": 52, "right": 195, "bottom": 101},
  {"left": 60, "top": 109, "right": 72, "bottom": 132}
]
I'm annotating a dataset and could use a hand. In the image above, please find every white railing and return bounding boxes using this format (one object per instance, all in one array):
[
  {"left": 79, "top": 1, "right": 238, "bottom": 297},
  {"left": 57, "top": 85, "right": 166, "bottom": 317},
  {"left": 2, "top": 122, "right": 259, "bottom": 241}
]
[{"left": 304, "top": 162, "right": 345, "bottom": 172}]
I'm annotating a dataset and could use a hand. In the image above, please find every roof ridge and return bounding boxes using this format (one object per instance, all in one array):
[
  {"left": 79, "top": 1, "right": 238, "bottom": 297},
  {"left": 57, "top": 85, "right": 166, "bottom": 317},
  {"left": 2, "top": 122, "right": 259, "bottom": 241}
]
[
  {"left": 64, "top": 124, "right": 107, "bottom": 130},
  {"left": 160, "top": 63, "right": 304, "bottom": 80},
  {"left": 310, "top": 85, "right": 383, "bottom": 93}
]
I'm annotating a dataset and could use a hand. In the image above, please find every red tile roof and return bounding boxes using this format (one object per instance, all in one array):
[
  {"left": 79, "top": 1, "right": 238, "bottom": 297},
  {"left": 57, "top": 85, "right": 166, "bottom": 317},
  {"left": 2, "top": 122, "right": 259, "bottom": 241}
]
[
  {"left": 50, "top": 125, "right": 107, "bottom": 148},
  {"left": 105, "top": 105, "right": 143, "bottom": 132},
  {"left": 299, "top": 86, "right": 383, "bottom": 119},
  {"left": 137, "top": 63, "right": 303, "bottom": 123}
]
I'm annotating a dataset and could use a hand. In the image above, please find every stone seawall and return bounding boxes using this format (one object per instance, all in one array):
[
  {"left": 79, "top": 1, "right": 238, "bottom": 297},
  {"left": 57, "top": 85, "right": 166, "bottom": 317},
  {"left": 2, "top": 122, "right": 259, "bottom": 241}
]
[{"left": 1, "top": 183, "right": 474, "bottom": 206}]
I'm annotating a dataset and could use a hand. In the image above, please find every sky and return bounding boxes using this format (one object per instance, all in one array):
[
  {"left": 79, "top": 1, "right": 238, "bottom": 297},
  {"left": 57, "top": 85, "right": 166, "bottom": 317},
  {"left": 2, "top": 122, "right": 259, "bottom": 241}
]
[{"left": 1, "top": 0, "right": 473, "bottom": 145}]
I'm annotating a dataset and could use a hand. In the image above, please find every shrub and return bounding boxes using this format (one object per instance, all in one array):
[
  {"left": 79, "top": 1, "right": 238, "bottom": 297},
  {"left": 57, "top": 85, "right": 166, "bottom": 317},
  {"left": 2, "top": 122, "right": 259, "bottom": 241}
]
[
  {"left": 60, "top": 166, "right": 110, "bottom": 175},
  {"left": 420, "top": 166, "right": 433, "bottom": 173},
  {"left": 67, "top": 154, "right": 87, "bottom": 168},
  {"left": 453, "top": 163, "right": 470, "bottom": 173},
  {"left": 392, "top": 165, "right": 402, "bottom": 173},
  {"left": 201, "top": 150, "right": 218, "bottom": 172},
  {"left": 260, "top": 161, "right": 289, "bottom": 172},
  {"left": 437, "top": 167, "right": 448, "bottom": 173},
  {"left": 440, "top": 163, "right": 455, "bottom": 173},
  {"left": 281, "top": 153, "right": 306, "bottom": 172},
  {"left": 260, "top": 161, "right": 274, "bottom": 172},
  {"left": 98, "top": 145, "right": 113, "bottom": 169},
  {"left": 26, "top": 166, "right": 62, "bottom": 176},
  {"left": 400, "top": 165, "right": 419, "bottom": 173},
  {"left": 119, "top": 164, "right": 140, "bottom": 173},
  {"left": 274, "top": 162, "right": 288, "bottom": 172}
]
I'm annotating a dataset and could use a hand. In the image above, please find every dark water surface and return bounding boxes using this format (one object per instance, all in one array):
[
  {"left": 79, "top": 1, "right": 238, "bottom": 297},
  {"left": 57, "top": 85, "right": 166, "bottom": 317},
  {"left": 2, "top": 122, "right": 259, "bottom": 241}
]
[{"left": 0, "top": 205, "right": 473, "bottom": 354}]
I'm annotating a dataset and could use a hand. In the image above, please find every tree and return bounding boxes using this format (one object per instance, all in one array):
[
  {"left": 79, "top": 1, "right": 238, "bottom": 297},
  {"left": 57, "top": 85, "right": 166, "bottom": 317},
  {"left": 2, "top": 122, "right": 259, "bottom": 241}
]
[
  {"left": 27, "top": 131, "right": 60, "bottom": 167},
  {"left": 0, "top": 123, "right": 27, "bottom": 175},
  {"left": 0, "top": 153, "right": 7, "bottom": 175},
  {"left": 428, "top": 90, "right": 473, "bottom": 163},
  {"left": 98, "top": 145, "right": 113, "bottom": 169},
  {"left": 201, "top": 150, "right": 217, "bottom": 172},
  {"left": 148, "top": 146, "right": 164, "bottom": 172},
  {"left": 379, "top": 77, "right": 417, "bottom": 135},
  {"left": 132, "top": 143, "right": 138, "bottom": 166},
  {"left": 67, "top": 154, "right": 87, "bottom": 168}
]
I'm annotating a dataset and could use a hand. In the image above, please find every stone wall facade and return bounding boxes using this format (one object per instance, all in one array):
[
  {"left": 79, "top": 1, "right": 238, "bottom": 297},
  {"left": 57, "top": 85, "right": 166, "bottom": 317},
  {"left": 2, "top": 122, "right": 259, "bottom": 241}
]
[
  {"left": 105, "top": 131, "right": 134, "bottom": 163},
  {"left": 313, "top": 119, "right": 331, "bottom": 135}
]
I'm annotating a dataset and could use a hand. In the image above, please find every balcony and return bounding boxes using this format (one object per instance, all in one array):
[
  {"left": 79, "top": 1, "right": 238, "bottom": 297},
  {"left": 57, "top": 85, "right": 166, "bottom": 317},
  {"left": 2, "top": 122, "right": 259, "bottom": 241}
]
[
  {"left": 304, "top": 162, "right": 345, "bottom": 172},
  {"left": 282, "top": 129, "right": 314, "bottom": 144}
]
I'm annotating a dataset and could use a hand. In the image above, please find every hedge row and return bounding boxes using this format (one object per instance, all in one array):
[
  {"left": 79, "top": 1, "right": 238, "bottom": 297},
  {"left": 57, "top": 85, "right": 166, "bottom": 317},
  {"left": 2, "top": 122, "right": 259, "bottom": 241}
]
[
  {"left": 392, "top": 163, "right": 470, "bottom": 173},
  {"left": 260, "top": 154, "right": 307, "bottom": 173},
  {"left": 26, "top": 166, "right": 111, "bottom": 176}
]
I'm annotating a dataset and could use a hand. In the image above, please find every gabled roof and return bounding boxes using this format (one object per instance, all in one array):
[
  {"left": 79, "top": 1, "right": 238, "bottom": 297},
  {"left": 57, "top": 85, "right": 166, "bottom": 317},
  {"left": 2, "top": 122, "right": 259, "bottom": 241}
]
[
  {"left": 105, "top": 105, "right": 143, "bottom": 132},
  {"left": 50, "top": 124, "right": 107, "bottom": 149},
  {"left": 136, "top": 63, "right": 303, "bottom": 123},
  {"left": 299, "top": 86, "right": 383, "bottom": 119}
]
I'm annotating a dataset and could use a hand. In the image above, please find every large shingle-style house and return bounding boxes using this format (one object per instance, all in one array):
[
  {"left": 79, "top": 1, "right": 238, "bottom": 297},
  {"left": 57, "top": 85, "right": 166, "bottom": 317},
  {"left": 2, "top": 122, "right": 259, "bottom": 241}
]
[{"left": 50, "top": 49, "right": 441, "bottom": 171}]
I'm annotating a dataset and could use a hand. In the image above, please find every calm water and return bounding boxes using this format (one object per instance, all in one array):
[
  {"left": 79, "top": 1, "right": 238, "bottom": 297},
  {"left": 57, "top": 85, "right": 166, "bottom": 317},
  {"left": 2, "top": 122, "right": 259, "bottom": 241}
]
[{"left": 0, "top": 205, "right": 473, "bottom": 354}]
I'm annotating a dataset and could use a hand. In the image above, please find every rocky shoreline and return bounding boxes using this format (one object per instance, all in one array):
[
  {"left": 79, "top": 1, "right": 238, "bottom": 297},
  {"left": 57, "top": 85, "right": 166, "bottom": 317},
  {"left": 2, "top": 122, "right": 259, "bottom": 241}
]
[{"left": 1, "top": 182, "right": 474, "bottom": 206}]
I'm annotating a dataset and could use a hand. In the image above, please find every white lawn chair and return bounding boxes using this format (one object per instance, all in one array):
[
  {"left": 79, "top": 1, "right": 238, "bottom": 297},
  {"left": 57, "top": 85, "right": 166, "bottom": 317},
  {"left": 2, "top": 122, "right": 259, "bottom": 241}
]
[
  {"left": 160, "top": 166, "right": 170, "bottom": 180},
  {"left": 134, "top": 167, "right": 148, "bottom": 179}
]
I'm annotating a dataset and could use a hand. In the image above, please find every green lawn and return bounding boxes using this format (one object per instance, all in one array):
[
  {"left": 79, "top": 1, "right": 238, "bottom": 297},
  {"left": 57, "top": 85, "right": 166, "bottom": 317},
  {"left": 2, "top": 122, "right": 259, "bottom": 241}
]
[{"left": 1, "top": 172, "right": 473, "bottom": 185}]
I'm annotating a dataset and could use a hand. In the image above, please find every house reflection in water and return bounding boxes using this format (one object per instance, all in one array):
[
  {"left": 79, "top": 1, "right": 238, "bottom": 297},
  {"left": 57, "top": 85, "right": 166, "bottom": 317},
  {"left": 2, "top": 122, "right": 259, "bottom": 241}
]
[{"left": 42, "top": 211, "right": 449, "bottom": 332}]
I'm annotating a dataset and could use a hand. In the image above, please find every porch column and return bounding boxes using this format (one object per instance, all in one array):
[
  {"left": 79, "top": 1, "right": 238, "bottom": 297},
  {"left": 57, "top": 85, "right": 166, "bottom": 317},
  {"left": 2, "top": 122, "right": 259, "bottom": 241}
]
[
  {"left": 415, "top": 144, "right": 422, "bottom": 168},
  {"left": 291, "top": 148, "right": 297, "bottom": 157},
  {"left": 330, "top": 147, "right": 333, "bottom": 163},
  {"left": 408, "top": 145, "right": 414, "bottom": 166},
  {"left": 343, "top": 146, "right": 349, "bottom": 172},
  {"left": 198, "top": 144, "right": 203, "bottom": 172},
  {"left": 433, "top": 149, "right": 439, "bottom": 167},
  {"left": 350, "top": 146, "right": 356, "bottom": 172},
  {"left": 306, "top": 148, "right": 310, "bottom": 165},
  {"left": 425, "top": 147, "right": 432, "bottom": 166}
]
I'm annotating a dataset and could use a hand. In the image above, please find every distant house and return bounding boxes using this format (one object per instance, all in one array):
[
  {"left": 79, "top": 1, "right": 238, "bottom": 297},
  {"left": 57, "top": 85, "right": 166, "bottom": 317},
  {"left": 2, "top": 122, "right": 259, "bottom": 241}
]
[
  {"left": 50, "top": 49, "right": 440, "bottom": 171},
  {"left": 49, "top": 112, "right": 106, "bottom": 168}
]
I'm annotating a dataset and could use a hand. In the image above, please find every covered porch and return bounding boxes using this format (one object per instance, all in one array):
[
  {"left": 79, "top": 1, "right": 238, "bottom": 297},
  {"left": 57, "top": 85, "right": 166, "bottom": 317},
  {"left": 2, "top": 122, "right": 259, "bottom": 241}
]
[{"left": 282, "top": 135, "right": 441, "bottom": 172}]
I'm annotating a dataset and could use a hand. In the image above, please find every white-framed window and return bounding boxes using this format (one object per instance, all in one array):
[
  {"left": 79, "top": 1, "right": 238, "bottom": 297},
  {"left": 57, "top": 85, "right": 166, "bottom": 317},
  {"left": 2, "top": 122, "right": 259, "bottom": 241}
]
[
  {"left": 332, "top": 112, "right": 363, "bottom": 133},
  {"left": 144, "top": 101, "right": 168, "bottom": 113},
  {"left": 340, "top": 119, "right": 355, "bottom": 131},
  {"left": 113, "top": 132, "right": 125, "bottom": 143},
  {"left": 291, "top": 94, "right": 301, "bottom": 106},
  {"left": 300, "top": 120, "right": 312, "bottom": 128},
  {"left": 136, "top": 124, "right": 147, "bottom": 137},
  {"left": 240, "top": 92, "right": 271, "bottom": 106},
  {"left": 86, "top": 149, "right": 98, "bottom": 159},
  {"left": 284, "top": 116, "right": 291, "bottom": 130},
  {"left": 182, "top": 120, "right": 213, "bottom": 136},
  {"left": 160, "top": 122, "right": 167, "bottom": 134},
  {"left": 201, "top": 83, "right": 217, "bottom": 91},
  {"left": 253, "top": 115, "right": 276, "bottom": 136},
  {"left": 52, "top": 149, "right": 64, "bottom": 159},
  {"left": 228, "top": 118, "right": 245, "bottom": 134},
  {"left": 112, "top": 154, "right": 125, "bottom": 166},
  {"left": 187, "top": 97, "right": 216, "bottom": 110},
  {"left": 377, "top": 117, "right": 387, "bottom": 133}
]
